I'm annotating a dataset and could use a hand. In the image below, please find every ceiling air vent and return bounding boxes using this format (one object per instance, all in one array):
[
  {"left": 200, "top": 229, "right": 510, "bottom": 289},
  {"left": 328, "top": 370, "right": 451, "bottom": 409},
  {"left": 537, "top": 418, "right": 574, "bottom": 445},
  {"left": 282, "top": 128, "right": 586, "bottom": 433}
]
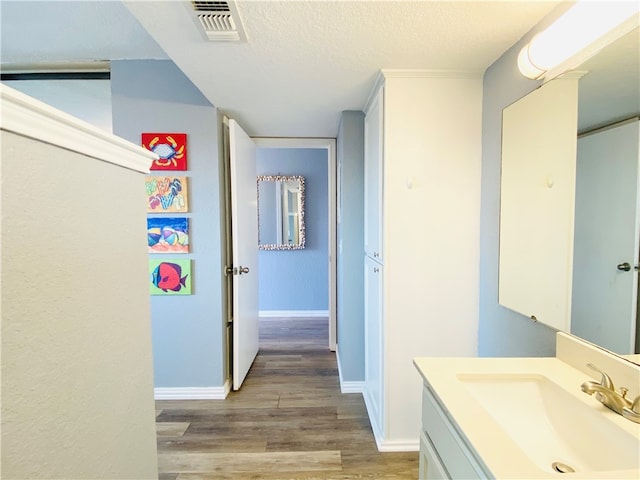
[{"left": 191, "top": 1, "right": 247, "bottom": 42}]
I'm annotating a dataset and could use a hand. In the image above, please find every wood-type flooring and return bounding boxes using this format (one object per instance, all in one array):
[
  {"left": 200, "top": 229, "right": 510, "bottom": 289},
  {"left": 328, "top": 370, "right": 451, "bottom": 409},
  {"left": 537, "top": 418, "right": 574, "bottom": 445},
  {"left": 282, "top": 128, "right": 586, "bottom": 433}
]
[{"left": 156, "top": 317, "right": 419, "bottom": 479}]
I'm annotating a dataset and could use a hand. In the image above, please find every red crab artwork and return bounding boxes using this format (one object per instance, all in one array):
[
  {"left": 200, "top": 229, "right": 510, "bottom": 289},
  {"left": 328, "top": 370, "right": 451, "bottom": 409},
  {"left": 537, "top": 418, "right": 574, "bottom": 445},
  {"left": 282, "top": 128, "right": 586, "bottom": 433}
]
[{"left": 142, "top": 133, "right": 188, "bottom": 171}]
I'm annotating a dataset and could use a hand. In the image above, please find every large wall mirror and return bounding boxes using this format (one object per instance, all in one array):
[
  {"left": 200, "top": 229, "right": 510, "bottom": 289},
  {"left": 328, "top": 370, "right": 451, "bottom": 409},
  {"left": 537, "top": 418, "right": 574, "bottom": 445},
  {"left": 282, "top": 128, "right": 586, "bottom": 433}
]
[
  {"left": 257, "top": 175, "right": 306, "bottom": 250},
  {"left": 499, "top": 26, "right": 640, "bottom": 358}
]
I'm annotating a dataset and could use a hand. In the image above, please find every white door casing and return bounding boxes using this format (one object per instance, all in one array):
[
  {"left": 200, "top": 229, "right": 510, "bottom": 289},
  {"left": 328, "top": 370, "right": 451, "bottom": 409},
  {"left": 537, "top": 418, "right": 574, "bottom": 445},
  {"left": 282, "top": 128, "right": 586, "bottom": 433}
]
[
  {"left": 229, "top": 118, "right": 259, "bottom": 390},
  {"left": 253, "top": 137, "right": 337, "bottom": 351}
]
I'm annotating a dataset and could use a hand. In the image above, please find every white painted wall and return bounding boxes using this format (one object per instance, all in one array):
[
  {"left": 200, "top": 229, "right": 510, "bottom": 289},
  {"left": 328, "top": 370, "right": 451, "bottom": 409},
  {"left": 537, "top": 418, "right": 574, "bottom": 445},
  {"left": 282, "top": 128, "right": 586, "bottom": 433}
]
[
  {"left": 1, "top": 88, "right": 158, "bottom": 478},
  {"left": 363, "top": 72, "right": 482, "bottom": 449},
  {"left": 384, "top": 74, "right": 482, "bottom": 444}
]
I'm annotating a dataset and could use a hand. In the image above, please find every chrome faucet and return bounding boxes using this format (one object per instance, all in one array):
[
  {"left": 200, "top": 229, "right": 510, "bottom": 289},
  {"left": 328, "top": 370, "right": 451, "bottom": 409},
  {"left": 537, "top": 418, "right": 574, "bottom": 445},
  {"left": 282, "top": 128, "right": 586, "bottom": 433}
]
[
  {"left": 622, "top": 396, "right": 640, "bottom": 423},
  {"left": 580, "top": 363, "right": 640, "bottom": 423}
]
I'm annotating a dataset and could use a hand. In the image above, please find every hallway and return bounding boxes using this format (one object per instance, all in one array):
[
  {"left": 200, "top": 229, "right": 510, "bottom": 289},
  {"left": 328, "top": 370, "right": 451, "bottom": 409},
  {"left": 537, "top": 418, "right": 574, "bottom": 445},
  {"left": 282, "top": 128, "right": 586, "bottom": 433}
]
[{"left": 155, "top": 317, "right": 419, "bottom": 479}]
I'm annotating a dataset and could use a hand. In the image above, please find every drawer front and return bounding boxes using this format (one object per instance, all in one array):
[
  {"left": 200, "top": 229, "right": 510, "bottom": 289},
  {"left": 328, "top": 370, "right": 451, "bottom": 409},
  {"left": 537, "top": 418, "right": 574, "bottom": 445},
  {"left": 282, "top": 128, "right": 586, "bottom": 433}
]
[
  {"left": 421, "top": 386, "right": 486, "bottom": 479},
  {"left": 420, "top": 431, "right": 450, "bottom": 480}
]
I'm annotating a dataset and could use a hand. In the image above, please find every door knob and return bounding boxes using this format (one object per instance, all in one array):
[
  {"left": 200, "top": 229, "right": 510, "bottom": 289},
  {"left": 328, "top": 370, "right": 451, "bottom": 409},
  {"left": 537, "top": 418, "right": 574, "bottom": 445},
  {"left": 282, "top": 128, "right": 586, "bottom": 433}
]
[
  {"left": 617, "top": 262, "right": 631, "bottom": 272},
  {"left": 239, "top": 266, "right": 250, "bottom": 274}
]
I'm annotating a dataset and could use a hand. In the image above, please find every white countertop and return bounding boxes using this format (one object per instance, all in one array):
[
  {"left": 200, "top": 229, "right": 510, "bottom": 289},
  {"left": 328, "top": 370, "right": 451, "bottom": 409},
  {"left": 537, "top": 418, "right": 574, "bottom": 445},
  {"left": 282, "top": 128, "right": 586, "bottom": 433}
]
[
  {"left": 413, "top": 356, "right": 640, "bottom": 479},
  {"left": 622, "top": 353, "right": 640, "bottom": 364}
]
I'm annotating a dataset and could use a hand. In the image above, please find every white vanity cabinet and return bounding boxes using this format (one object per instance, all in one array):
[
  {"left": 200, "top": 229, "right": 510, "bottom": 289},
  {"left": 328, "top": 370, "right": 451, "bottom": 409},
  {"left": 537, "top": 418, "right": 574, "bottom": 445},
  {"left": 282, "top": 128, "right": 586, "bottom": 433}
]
[
  {"left": 419, "top": 384, "right": 487, "bottom": 479},
  {"left": 362, "top": 70, "right": 482, "bottom": 450}
]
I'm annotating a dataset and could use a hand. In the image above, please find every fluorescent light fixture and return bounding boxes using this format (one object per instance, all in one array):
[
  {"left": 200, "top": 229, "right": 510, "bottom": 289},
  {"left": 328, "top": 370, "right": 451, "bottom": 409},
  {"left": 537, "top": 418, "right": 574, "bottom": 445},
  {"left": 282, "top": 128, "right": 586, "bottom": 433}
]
[{"left": 518, "top": 0, "right": 640, "bottom": 79}]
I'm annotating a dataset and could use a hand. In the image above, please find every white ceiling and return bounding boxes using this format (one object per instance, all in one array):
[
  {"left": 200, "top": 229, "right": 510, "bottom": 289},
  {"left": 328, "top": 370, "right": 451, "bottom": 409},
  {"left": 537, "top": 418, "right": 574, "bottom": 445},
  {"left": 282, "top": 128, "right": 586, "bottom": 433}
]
[{"left": 1, "top": 0, "right": 563, "bottom": 137}]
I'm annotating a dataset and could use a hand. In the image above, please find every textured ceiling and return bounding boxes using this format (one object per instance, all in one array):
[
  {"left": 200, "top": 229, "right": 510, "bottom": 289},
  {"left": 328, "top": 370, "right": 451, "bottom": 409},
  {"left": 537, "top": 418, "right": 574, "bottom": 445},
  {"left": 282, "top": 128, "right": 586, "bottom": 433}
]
[
  {"left": 1, "top": 0, "right": 563, "bottom": 137},
  {"left": 123, "top": 0, "right": 562, "bottom": 136},
  {"left": 0, "top": 1, "right": 168, "bottom": 65}
]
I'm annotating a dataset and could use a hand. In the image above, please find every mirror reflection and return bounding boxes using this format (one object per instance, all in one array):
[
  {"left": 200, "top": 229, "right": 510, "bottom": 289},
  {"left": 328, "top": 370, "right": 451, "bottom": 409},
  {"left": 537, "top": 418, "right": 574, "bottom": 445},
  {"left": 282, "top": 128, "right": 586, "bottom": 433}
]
[
  {"left": 257, "top": 175, "right": 306, "bottom": 250},
  {"left": 572, "top": 26, "right": 639, "bottom": 356},
  {"left": 499, "top": 76, "right": 579, "bottom": 333},
  {"left": 499, "top": 26, "right": 640, "bottom": 358}
]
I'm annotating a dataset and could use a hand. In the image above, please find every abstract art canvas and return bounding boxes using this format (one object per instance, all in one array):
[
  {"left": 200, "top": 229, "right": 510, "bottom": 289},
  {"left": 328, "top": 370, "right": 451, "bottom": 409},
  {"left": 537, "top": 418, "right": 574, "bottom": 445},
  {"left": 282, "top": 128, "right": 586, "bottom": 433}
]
[
  {"left": 142, "top": 133, "right": 188, "bottom": 171},
  {"left": 147, "top": 217, "right": 190, "bottom": 254},
  {"left": 149, "top": 259, "right": 192, "bottom": 295},
  {"left": 146, "top": 176, "right": 189, "bottom": 213}
]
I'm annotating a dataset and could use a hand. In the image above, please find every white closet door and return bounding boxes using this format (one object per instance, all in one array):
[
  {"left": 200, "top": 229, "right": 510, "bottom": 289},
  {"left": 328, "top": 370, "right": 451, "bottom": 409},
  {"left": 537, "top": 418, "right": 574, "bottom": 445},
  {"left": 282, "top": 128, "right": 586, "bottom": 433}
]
[{"left": 572, "top": 120, "right": 639, "bottom": 354}]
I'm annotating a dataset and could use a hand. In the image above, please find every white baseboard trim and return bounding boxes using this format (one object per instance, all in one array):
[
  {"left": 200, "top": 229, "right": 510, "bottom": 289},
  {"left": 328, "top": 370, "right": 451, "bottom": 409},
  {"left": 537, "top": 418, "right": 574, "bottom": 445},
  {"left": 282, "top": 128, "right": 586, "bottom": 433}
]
[
  {"left": 155, "top": 380, "right": 231, "bottom": 400},
  {"left": 362, "top": 389, "right": 383, "bottom": 449},
  {"left": 259, "top": 310, "right": 329, "bottom": 318},
  {"left": 376, "top": 439, "right": 420, "bottom": 452},
  {"left": 362, "top": 390, "right": 419, "bottom": 452},
  {"left": 336, "top": 347, "right": 365, "bottom": 394},
  {"left": 341, "top": 380, "right": 366, "bottom": 394}
]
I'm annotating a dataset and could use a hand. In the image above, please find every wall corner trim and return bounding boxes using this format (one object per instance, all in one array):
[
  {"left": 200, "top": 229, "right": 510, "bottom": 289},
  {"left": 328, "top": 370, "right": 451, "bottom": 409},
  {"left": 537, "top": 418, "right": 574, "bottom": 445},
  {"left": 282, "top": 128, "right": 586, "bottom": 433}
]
[
  {"left": 0, "top": 84, "right": 157, "bottom": 173},
  {"left": 364, "top": 72, "right": 386, "bottom": 113},
  {"left": 154, "top": 381, "right": 231, "bottom": 400}
]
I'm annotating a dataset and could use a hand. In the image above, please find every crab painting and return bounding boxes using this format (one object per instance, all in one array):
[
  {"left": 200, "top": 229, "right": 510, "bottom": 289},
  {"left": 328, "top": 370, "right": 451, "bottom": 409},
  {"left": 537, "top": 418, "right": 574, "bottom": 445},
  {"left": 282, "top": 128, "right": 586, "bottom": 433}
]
[{"left": 142, "top": 133, "right": 188, "bottom": 171}]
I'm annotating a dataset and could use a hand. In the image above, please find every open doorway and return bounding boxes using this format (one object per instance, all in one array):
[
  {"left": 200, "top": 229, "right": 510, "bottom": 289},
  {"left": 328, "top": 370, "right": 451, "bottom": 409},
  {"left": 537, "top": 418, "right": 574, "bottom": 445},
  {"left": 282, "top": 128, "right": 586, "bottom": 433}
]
[{"left": 253, "top": 138, "right": 336, "bottom": 351}]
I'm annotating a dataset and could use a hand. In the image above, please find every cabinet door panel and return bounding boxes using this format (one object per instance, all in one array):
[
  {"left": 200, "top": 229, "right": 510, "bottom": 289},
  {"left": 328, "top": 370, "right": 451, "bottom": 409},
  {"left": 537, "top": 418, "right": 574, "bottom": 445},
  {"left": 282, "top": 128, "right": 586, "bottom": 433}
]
[
  {"left": 364, "top": 256, "right": 384, "bottom": 433},
  {"left": 364, "top": 86, "right": 383, "bottom": 261},
  {"left": 420, "top": 431, "right": 450, "bottom": 480},
  {"left": 421, "top": 387, "right": 485, "bottom": 479}
]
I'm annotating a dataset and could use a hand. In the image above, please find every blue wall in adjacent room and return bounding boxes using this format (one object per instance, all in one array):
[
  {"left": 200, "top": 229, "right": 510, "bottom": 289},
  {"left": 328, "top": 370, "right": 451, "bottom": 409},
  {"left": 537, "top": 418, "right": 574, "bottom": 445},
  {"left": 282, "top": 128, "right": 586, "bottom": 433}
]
[
  {"left": 111, "top": 60, "right": 227, "bottom": 388},
  {"left": 336, "top": 111, "right": 365, "bottom": 382},
  {"left": 256, "top": 147, "right": 329, "bottom": 313}
]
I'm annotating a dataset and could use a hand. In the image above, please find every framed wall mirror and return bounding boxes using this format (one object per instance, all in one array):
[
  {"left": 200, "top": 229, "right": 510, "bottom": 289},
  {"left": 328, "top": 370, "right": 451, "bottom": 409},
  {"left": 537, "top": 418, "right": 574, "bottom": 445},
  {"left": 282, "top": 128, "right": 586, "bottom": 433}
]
[
  {"left": 499, "top": 26, "right": 640, "bottom": 357},
  {"left": 499, "top": 76, "right": 580, "bottom": 333},
  {"left": 257, "top": 175, "right": 306, "bottom": 250}
]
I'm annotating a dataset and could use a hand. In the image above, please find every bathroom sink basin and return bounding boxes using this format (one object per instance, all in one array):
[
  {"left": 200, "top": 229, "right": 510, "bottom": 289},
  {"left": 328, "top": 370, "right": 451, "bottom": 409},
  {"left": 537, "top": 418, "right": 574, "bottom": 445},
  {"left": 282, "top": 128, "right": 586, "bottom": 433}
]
[{"left": 457, "top": 373, "right": 640, "bottom": 474}]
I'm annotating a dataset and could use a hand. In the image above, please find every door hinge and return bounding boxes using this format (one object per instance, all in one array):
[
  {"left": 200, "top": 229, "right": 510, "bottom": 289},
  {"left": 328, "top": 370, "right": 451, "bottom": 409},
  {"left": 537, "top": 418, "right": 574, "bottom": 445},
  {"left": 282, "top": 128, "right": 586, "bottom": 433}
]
[{"left": 225, "top": 265, "right": 250, "bottom": 275}]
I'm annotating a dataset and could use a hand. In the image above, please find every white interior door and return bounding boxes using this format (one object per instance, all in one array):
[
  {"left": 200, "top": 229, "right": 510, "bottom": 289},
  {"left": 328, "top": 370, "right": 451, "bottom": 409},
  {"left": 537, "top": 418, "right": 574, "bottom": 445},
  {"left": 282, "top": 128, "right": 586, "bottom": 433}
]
[
  {"left": 229, "top": 118, "right": 259, "bottom": 390},
  {"left": 572, "top": 119, "right": 640, "bottom": 354}
]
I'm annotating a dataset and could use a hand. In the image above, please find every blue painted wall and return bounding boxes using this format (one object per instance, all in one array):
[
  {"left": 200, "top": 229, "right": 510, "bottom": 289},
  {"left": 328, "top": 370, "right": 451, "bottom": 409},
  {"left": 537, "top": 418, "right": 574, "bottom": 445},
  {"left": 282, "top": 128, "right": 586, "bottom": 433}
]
[
  {"left": 479, "top": 6, "right": 570, "bottom": 357},
  {"left": 256, "top": 147, "right": 328, "bottom": 312},
  {"left": 111, "top": 60, "right": 227, "bottom": 387},
  {"left": 2, "top": 79, "right": 113, "bottom": 132},
  {"left": 336, "top": 111, "right": 365, "bottom": 381}
]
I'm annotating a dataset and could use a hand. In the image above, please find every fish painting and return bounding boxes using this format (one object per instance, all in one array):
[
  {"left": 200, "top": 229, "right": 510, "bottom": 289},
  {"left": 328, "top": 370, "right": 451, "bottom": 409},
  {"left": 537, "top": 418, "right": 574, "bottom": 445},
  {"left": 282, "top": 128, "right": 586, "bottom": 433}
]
[{"left": 149, "top": 260, "right": 192, "bottom": 295}]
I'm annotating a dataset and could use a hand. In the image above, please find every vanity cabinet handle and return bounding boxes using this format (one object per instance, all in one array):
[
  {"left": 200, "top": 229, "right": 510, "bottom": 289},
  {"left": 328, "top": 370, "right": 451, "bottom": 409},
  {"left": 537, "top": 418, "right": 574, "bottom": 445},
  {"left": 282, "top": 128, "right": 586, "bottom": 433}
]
[{"left": 617, "top": 262, "right": 631, "bottom": 272}]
